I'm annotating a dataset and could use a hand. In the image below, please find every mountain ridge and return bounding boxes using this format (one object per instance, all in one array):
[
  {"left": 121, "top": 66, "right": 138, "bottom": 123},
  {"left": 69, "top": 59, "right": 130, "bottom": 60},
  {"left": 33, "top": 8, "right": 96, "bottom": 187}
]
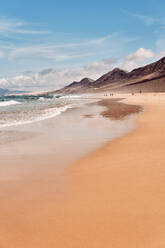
[
  {"left": 56, "top": 77, "right": 94, "bottom": 94},
  {"left": 55, "top": 56, "right": 165, "bottom": 94}
]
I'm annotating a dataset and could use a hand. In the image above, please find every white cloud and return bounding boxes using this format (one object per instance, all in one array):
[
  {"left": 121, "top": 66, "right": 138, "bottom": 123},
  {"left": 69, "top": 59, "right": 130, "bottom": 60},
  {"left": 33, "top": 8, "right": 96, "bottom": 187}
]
[
  {"left": 0, "top": 18, "right": 50, "bottom": 36},
  {"left": 125, "top": 12, "right": 165, "bottom": 27},
  {"left": 130, "top": 13, "right": 156, "bottom": 25},
  {"left": 0, "top": 47, "right": 159, "bottom": 91},
  {"left": 83, "top": 57, "right": 118, "bottom": 74},
  {"left": 0, "top": 17, "right": 136, "bottom": 77},
  {"left": 127, "top": 48, "right": 155, "bottom": 61},
  {"left": 0, "top": 33, "right": 127, "bottom": 67},
  {"left": 0, "top": 56, "right": 118, "bottom": 91},
  {"left": 121, "top": 48, "right": 155, "bottom": 71},
  {"left": 9, "top": 45, "right": 91, "bottom": 61}
]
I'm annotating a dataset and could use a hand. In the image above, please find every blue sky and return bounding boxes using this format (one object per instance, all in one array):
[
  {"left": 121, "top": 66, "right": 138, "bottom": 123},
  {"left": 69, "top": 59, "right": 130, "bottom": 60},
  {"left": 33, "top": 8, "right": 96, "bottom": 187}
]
[{"left": 0, "top": 0, "right": 165, "bottom": 91}]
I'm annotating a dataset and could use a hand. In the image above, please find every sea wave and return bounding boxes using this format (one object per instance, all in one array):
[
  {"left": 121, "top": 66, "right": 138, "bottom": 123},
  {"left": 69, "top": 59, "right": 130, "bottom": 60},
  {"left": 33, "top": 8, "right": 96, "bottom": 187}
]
[
  {"left": 57, "top": 95, "right": 83, "bottom": 99},
  {"left": 0, "top": 100, "right": 21, "bottom": 107},
  {"left": 0, "top": 105, "right": 71, "bottom": 128}
]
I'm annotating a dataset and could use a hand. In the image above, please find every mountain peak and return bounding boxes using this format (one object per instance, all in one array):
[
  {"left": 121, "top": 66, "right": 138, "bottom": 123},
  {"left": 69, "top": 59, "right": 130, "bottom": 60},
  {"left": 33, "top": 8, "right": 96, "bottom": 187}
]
[
  {"left": 111, "top": 67, "right": 125, "bottom": 72},
  {"left": 93, "top": 67, "right": 128, "bottom": 86},
  {"left": 80, "top": 77, "right": 94, "bottom": 84}
]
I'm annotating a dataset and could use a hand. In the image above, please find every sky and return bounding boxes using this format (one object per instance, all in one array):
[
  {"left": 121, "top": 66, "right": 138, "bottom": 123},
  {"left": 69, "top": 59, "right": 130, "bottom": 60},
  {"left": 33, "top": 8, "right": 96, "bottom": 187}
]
[{"left": 0, "top": 0, "right": 165, "bottom": 91}]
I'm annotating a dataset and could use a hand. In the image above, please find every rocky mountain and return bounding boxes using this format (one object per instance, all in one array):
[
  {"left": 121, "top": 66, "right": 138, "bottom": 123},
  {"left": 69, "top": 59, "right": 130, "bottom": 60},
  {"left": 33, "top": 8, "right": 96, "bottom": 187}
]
[
  {"left": 55, "top": 57, "right": 165, "bottom": 94},
  {"left": 93, "top": 57, "right": 165, "bottom": 90},
  {"left": 55, "top": 77, "right": 94, "bottom": 94},
  {"left": 128, "top": 56, "right": 165, "bottom": 79},
  {"left": 93, "top": 68, "right": 128, "bottom": 87}
]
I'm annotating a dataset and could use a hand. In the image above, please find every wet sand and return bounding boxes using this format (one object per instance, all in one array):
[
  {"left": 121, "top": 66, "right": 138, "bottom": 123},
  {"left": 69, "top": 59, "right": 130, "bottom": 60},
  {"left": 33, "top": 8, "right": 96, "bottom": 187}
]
[
  {"left": 98, "top": 98, "right": 142, "bottom": 119},
  {"left": 1, "top": 94, "right": 165, "bottom": 247}
]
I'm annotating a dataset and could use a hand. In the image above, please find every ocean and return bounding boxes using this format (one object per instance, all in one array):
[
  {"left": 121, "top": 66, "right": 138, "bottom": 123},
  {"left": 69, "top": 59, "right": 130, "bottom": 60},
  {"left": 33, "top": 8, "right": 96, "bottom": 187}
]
[{"left": 0, "top": 94, "right": 93, "bottom": 128}]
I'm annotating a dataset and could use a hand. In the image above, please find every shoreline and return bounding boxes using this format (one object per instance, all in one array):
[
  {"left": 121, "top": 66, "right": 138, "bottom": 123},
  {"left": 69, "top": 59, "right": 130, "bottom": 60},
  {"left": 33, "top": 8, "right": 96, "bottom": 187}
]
[
  {"left": 49, "top": 93, "right": 165, "bottom": 248},
  {"left": 0, "top": 93, "right": 164, "bottom": 247}
]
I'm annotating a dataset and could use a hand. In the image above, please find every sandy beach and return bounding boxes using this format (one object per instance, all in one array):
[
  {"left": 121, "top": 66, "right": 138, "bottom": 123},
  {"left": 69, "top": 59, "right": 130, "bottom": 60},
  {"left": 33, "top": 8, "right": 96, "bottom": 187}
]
[
  {"left": 0, "top": 93, "right": 165, "bottom": 247},
  {"left": 1, "top": 0, "right": 165, "bottom": 246},
  {"left": 47, "top": 93, "right": 165, "bottom": 248}
]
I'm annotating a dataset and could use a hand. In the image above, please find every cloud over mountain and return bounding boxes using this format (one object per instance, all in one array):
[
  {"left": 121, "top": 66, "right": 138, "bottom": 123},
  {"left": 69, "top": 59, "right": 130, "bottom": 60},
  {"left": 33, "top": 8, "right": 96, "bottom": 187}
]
[
  {"left": 121, "top": 48, "right": 155, "bottom": 71},
  {"left": 0, "top": 47, "right": 159, "bottom": 92}
]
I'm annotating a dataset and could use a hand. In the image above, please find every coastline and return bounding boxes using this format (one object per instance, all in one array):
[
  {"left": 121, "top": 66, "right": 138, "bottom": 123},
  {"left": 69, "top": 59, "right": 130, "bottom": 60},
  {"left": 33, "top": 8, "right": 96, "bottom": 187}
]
[
  {"left": 43, "top": 93, "right": 165, "bottom": 248},
  {"left": 59, "top": 93, "right": 165, "bottom": 248},
  {"left": 1, "top": 93, "right": 164, "bottom": 247}
]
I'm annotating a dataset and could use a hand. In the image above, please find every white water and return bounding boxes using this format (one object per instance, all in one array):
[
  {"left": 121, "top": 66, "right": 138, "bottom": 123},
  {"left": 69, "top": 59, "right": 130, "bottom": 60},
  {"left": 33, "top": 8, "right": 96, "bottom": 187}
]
[
  {"left": 0, "top": 94, "right": 97, "bottom": 129},
  {"left": 57, "top": 94, "right": 84, "bottom": 99},
  {"left": 0, "top": 105, "right": 72, "bottom": 128},
  {"left": 0, "top": 100, "right": 21, "bottom": 107}
]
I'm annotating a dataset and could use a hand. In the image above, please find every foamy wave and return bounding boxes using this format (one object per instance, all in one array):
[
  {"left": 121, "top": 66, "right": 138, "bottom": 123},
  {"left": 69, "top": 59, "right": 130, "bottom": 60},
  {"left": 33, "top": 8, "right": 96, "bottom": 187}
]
[
  {"left": 0, "top": 100, "right": 21, "bottom": 107},
  {"left": 0, "top": 105, "right": 71, "bottom": 128},
  {"left": 57, "top": 95, "right": 83, "bottom": 99}
]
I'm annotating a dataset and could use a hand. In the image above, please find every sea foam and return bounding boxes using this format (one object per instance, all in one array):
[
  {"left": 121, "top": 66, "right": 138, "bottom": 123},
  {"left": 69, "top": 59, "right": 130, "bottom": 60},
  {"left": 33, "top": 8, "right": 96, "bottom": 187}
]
[
  {"left": 0, "top": 105, "right": 71, "bottom": 128},
  {"left": 0, "top": 100, "right": 21, "bottom": 107}
]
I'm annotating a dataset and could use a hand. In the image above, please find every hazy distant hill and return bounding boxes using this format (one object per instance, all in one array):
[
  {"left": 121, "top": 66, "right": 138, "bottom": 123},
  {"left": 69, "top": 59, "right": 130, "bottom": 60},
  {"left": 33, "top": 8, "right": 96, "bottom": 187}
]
[
  {"left": 55, "top": 57, "right": 165, "bottom": 94},
  {"left": 0, "top": 88, "right": 26, "bottom": 96},
  {"left": 0, "top": 88, "right": 10, "bottom": 96}
]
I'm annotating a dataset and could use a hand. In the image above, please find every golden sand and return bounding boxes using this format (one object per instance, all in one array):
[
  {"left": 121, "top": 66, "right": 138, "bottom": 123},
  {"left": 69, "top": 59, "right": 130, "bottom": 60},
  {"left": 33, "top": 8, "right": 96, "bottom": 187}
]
[{"left": 0, "top": 93, "right": 165, "bottom": 247}]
